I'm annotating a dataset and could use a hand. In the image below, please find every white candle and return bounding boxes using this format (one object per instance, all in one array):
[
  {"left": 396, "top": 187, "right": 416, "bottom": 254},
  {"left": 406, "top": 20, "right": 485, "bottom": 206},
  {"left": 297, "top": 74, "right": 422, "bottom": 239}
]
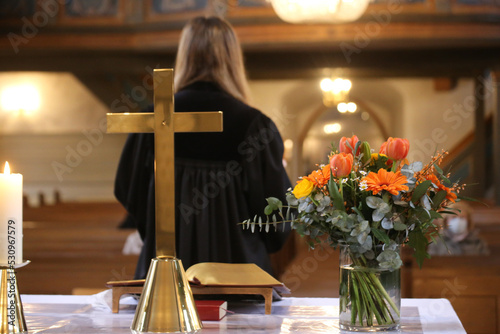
[{"left": 0, "top": 162, "right": 23, "bottom": 265}]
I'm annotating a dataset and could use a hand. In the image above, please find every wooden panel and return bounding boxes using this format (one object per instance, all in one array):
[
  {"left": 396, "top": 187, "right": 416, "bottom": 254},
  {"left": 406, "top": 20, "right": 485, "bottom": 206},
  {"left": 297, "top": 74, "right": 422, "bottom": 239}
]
[
  {"left": 2, "top": 21, "right": 500, "bottom": 53},
  {"left": 412, "top": 265, "right": 500, "bottom": 334},
  {"left": 451, "top": 297, "right": 497, "bottom": 334}
]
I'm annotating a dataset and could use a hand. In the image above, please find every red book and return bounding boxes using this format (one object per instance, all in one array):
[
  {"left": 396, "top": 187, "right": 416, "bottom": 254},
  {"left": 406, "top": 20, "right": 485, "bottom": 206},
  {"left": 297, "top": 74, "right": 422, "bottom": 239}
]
[{"left": 195, "top": 300, "right": 228, "bottom": 321}]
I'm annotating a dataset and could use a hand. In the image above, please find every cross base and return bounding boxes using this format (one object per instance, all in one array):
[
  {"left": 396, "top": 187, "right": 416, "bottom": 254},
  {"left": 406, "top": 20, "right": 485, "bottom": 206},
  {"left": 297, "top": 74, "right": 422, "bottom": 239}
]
[{"left": 130, "top": 256, "right": 202, "bottom": 333}]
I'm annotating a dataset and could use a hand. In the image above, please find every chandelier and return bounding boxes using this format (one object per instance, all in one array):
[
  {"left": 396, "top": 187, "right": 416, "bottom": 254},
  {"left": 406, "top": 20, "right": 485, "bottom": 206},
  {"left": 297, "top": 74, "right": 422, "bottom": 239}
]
[
  {"left": 320, "top": 77, "right": 357, "bottom": 113},
  {"left": 269, "top": 0, "right": 370, "bottom": 24}
]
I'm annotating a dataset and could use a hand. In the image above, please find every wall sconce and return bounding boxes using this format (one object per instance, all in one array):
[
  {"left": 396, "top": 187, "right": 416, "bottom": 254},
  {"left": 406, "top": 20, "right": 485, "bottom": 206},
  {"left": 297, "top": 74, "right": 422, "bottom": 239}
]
[
  {"left": 320, "top": 77, "right": 352, "bottom": 109},
  {"left": 270, "top": 0, "right": 370, "bottom": 24}
]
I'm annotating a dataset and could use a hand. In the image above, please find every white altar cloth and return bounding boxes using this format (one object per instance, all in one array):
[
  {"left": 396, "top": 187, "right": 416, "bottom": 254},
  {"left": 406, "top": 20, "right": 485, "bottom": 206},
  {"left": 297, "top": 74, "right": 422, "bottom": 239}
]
[{"left": 21, "top": 293, "right": 466, "bottom": 333}]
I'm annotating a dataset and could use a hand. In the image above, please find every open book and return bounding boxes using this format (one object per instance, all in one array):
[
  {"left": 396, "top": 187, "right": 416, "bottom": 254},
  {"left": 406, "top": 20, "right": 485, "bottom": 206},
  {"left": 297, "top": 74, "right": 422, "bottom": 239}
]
[
  {"left": 186, "top": 262, "right": 290, "bottom": 295},
  {"left": 106, "top": 262, "right": 290, "bottom": 295}
]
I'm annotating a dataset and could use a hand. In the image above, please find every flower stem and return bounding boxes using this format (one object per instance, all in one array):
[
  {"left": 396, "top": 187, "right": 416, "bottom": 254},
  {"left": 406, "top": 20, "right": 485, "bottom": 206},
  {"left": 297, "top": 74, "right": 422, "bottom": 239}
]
[
  {"left": 355, "top": 271, "right": 384, "bottom": 325},
  {"left": 368, "top": 271, "right": 400, "bottom": 318},
  {"left": 344, "top": 251, "right": 400, "bottom": 327}
]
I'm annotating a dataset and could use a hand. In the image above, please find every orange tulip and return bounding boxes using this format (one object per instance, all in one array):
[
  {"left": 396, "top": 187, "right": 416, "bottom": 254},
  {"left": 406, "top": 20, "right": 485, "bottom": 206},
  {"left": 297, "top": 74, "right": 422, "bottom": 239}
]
[
  {"left": 381, "top": 137, "right": 410, "bottom": 161},
  {"left": 330, "top": 153, "right": 353, "bottom": 178},
  {"left": 339, "top": 135, "right": 360, "bottom": 155},
  {"left": 379, "top": 141, "right": 388, "bottom": 155}
]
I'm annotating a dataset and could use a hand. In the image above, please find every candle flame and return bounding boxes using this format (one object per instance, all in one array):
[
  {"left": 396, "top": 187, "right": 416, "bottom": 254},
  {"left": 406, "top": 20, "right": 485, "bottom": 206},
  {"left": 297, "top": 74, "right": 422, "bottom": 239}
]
[{"left": 4, "top": 162, "right": 10, "bottom": 175}]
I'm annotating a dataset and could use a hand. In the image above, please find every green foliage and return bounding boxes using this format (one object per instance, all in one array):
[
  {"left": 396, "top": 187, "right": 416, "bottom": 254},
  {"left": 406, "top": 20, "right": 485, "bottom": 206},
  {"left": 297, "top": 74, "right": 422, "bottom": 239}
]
[
  {"left": 411, "top": 180, "right": 432, "bottom": 203},
  {"left": 371, "top": 228, "right": 390, "bottom": 244},
  {"left": 328, "top": 172, "right": 345, "bottom": 211},
  {"left": 431, "top": 190, "right": 448, "bottom": 210},
  {"left": 407, "top": 229, "right": 431, "bottom": 268}
]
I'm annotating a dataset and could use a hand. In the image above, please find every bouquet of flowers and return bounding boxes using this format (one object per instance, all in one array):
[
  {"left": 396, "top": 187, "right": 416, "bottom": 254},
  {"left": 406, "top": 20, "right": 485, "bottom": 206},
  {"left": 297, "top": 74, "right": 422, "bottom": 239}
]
[{"left": 243, "top": 135, "right": 466, "bottom": 330}]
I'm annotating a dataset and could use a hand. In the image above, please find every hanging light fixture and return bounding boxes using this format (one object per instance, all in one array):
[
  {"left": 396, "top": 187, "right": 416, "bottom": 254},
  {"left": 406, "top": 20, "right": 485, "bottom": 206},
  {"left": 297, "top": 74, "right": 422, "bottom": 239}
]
[
  {"left": 320, "top": 77, "right": 352, "bottom": 107},
  {"left": 270, "top": 0, "right": 370, "bottom": 24}
]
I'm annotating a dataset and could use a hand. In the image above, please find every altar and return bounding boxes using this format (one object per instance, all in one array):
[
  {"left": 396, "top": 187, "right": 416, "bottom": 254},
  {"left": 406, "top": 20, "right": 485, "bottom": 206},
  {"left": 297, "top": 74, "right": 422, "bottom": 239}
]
[{"left": 22, "top": 293, "right": 465, "bottom": 333}]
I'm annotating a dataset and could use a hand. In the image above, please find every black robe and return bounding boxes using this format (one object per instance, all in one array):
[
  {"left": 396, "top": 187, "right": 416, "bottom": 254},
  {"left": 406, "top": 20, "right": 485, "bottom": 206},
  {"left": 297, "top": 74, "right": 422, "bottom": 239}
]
[{"left": 114, "top": 81, "right": 291, "bottom": 279}]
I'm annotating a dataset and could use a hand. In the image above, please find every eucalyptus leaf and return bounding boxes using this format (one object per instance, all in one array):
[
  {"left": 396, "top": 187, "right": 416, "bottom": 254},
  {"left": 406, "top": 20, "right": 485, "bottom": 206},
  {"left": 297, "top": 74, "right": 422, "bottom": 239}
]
[
  {"left": 373, "top": 210, "right": 386, "bottom": 222},
  {"left": 438, "top": 210, "right": 458, "bottom": 216},
  {"left": 393, "top": 221, "right": 407, "bottom": 231},
  {"left": 371, "top": 228, "right": 391, "bottom": 244},
  {"left": 421, "top": 195, "right": 432, "bottom": 210},
  {"left": 433, "top": 164, "right": 443, "bottom": 175},
  {"left": 430, "top": 210, "right": 442, "bottom": 219},
  {"left": 366, "top": 196, "right": 382, "bottom": 209},
  {"left": 381, "top": 218, "right": 393, "bottom": 229},
  {"left": 412, "top": 180, "right": 432, "bottom": 203},
  {"left": 412, "top": 161, "right": 423, "bottom": 172},
  {"left": 266, "top": 197, "right": 283, "bottom": 212},
  {"left": 431, "top": 190, "right": 448, "bottom": 209},
  {"left": 441, "top": 175, "right": 452, "bottom": 187}
]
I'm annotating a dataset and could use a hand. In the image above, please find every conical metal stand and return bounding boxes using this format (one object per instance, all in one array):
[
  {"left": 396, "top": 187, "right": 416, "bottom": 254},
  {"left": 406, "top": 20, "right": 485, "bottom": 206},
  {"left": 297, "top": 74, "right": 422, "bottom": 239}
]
[
  {"left": 0, "top": 262, "right": 29, "bottom": 334},
  {"left": 131, "top": 256, "right": 202, "bottom": 333}
]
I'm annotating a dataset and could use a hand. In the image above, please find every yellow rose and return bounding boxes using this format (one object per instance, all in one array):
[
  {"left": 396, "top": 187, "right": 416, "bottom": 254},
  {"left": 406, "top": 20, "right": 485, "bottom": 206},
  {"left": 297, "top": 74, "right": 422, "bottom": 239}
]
[
  {"left": 371, "top": 153, "right": 388, "bottom": 160},
  {"left": 293, "top": 179, "right": 314, "bottom": 199},
  {"left": 370, "top": 153, "right": 392, "bottom": 167}
]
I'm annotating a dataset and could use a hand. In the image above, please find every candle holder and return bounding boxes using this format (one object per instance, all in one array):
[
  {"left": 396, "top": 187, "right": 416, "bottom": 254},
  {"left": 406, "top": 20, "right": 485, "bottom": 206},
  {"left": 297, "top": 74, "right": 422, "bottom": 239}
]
[{"left": 0, "top": 261, "right": 29, "bottom": 334}]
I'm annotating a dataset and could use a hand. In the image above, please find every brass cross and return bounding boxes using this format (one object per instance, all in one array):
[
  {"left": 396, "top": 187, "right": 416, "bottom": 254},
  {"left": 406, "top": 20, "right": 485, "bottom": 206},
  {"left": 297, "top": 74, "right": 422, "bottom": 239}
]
[{"left": 107, "top": 69, "right": 223, "bottom": 257}]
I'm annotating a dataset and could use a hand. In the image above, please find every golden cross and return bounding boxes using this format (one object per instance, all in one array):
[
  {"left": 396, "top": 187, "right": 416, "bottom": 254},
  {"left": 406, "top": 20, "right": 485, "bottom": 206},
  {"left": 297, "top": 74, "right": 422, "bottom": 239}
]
[{"left": 107, "top": 69, "right": 223, "bottom": 257}]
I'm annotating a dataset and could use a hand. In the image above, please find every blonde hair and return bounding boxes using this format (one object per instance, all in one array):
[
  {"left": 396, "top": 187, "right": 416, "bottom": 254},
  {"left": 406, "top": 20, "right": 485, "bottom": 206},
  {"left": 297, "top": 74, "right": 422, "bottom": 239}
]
[{"left": 174, "top": 16, "right": 251, "bottom": 104}]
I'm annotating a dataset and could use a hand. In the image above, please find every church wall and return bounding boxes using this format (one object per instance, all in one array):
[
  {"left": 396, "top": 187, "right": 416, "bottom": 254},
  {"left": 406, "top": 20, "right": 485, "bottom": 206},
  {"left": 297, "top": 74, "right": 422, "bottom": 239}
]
[
  {"left": 390, "top": 78, "right": 476, "bottom": 163},
  {"left": 0, "top": 133, "right": 128, "bottom": 206},
  {"left": 0, "top": 72, "right": 127, "bottom": 205}
]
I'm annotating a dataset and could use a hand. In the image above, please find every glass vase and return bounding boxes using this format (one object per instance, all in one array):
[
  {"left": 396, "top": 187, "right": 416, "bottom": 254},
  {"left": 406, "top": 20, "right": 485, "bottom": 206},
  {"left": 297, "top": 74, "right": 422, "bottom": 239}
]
[{"left": 339, "top": 245, "right": 401, "bottom": 332}]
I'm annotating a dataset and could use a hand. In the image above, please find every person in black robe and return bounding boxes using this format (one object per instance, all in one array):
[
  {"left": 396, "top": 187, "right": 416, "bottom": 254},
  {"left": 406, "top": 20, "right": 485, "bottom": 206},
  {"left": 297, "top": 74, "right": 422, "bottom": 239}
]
[{"left": 114, "top": 16, "right": 291, "bottom": 279}]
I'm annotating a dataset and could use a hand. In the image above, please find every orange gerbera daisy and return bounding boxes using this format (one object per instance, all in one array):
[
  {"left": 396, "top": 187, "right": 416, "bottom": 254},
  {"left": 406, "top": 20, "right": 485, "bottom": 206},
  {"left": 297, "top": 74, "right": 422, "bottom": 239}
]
[
  {"left": 426, "top": 173, "right": 457, "bottom": 203},
  {"left": 304, "top": 164, "right": 331, "bottom": 188},
  {"left": 362, "top": 169, "right": 409, "bottom": 196}
]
